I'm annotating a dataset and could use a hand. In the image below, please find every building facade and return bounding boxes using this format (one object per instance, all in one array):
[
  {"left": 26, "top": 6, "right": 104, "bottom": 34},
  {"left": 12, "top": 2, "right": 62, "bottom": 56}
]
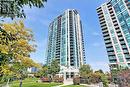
[
  {"left": 46, "top": 9, "right": 86, "bottom": 79},
  {"left": 27, "top": 67, "right": 39, "bottom": 73},
  {"left": 97, "top": 0, "right": 130, "bottom": 70}
]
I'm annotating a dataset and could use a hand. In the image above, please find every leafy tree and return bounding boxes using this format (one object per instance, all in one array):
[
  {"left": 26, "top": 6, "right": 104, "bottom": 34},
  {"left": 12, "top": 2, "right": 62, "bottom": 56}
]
[
  {"left": 36, "top": 65, "right": 48, "bottom": 77},
  {"left": 79, "top": 64, "right": 109, "bottom": 86},
  {"left": 48, "top": 59, "right": 60, "bottom": 80},
  {"left": 79, "top": 64, "right": 93, "bottom": 77},
  {"left": 111, "top": 65, "right": 124, "bottom": 84},
  {"left": 0, "top": 21, "right": 40, "bottom": 85},
  {"left": 100, "top": 73, "right": 109, "bottom": 87},
  {"left": 95, "top": 69, "right": 104, "bottom": 74},
  {"left": 0, "top": 0, "right": 47, "bottom": 19},
  {"left": 89, "top": 72, "right": 101, "bottom": 83}
]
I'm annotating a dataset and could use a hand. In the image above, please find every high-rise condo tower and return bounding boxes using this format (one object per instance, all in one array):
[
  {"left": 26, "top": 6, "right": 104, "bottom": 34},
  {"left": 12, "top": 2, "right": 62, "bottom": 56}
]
[{"left": 46, "top": 9, "right": 86, "bottom": 79}]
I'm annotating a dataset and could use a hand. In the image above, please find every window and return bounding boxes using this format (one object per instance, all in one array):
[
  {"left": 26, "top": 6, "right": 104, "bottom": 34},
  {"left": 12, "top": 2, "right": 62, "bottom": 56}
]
[
  {"left": 118, "top": 1, "right": 125, "bottom": 11},
  {"left": 110, "top": 29, "right": 114, "bottom": 34},
  {"left": 126, "top": 18, "right": 130, "bottom": 28},
  {"left": 122, "top": 10, "right": 129, "bottom": 20},
  {"left": 118, "top": 14, "right": 124, "bottom": 23},
  {"left": 114, "top": 4, "right": 121, "bottom": 14},
  {"left": 113, "top": 37, "right": 117, "bottom": 44},
  {"left": 111, "top": 0, "right": 118, "bottom": 5},
  {"left": 115, "top": 44, "right": 121, "bottom": 53},
  {"left": 117, "top": 54, "right": 124, "bottom": 62}
]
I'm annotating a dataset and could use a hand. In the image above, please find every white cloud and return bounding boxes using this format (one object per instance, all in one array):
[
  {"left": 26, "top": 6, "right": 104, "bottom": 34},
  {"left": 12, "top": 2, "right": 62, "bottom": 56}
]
[
  {"left": 92, "top": 43, "right": 102, "bottom": 47},
  {"left": 92, "top": 32, "right": 100, "bottom": 36},
  {"left": 91, "top": 41, "right": 105, "bottom": 48}
]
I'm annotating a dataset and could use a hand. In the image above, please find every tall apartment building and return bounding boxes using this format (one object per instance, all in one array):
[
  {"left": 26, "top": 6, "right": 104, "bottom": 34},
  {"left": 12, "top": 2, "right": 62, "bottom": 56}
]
[
  {"left": 97, "top": 0, "right": 130, "bottom": 70},
  {"left": 46, "top": 9, "right": 86, "bottom": 79}
]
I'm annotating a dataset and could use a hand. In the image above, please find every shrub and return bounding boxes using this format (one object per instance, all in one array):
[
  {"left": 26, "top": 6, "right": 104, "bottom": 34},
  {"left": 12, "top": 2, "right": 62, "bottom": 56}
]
[
  {"left": 40, "top": 77, "right": 51, "bottom": 82},
  {"left": 80, "top": 77, "right": 88, "bottom": 84},
  {"left": 73, "top": 77, "right": 80, "bottom": 85},
  {"left": 53, "top": 76, "right": 63, "bottom": 83}
]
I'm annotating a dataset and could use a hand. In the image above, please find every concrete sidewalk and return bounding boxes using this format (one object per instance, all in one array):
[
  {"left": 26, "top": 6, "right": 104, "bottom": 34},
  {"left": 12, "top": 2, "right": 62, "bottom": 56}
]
[
  {"left": 53, "top": 78, "right": 73, "bottom": 87},
  {"left": 81, "top": 84, "right": 100, "bottom": 87}
]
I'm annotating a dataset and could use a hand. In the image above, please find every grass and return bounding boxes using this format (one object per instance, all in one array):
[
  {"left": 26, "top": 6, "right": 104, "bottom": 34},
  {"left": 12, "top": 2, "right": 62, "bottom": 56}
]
[
  {"left": 10, "top": 78, "right": 62, "bottom": 87},
  {"left": 63, "top": 85, "right": 85, "bottom": 87}
]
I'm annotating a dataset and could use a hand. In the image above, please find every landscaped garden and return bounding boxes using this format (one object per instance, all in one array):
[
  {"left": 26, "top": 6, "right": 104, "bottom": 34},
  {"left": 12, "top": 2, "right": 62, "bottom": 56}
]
[
  {"left": 10, "top": 78, "right": 85, "bottom": 87},
  {"left": 10, "top": 78, "right": 62, "bottom": 87}
]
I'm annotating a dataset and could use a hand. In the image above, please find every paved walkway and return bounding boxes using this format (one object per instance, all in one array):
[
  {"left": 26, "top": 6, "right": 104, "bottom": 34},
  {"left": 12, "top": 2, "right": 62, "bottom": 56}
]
[
  {"left": 54, "top": 84, "right": 119, "bottom": 87},
  {"left": 54, "top": 80, "right": 119, "bottom": 87},
  {"left": 81, "top": 84, "right": 100, "bottom": 87},
  {"left": 53, "top": 78, "right": 73, "bottom": 87},
  {"left": 81, "top": 84, "right": 119, "bottom": 87},
  {"left": 54, "top": 84, "right": 100, "bottom": 87}
]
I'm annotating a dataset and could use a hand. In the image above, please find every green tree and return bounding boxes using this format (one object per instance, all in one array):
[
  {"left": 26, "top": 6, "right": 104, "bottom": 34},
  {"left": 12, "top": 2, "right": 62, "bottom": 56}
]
[
  {"left": 95, "top": 69, "right": 104, "bottom": 74},
  {"left": 94, "top": 70, "right": 109, "bottom": 87},
  {"left": 36, "top": 65, "right": 48, "bottom": 77},
  {"left": 79, "top": 65, "right": 109, "bottom": 86},
  {"left": 48, "top": 59, "right": 60, "bottom": 80},
  {"left": 1, "top": 0, "right": 47, "bottom": 19},
  {"left": 89, "top": 72, "right": 101, "bottom": 83},
  {"left": 100, "top": 73, "right": 109, "bottom": 87},
  {"left": 79, "top": 64, "right": 93, "bottom": 77}
]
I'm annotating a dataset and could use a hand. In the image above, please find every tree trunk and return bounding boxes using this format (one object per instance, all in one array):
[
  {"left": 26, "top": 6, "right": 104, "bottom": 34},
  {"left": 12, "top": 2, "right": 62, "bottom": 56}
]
[
  {"left": 19, "top": 78, "right": 22, "bottom": 87},
  {"left": 4, "top": 79, "right": 10, "bottom": 87},
  {"left": 52, "top": 75, "right": 54, "bottom": 82}
]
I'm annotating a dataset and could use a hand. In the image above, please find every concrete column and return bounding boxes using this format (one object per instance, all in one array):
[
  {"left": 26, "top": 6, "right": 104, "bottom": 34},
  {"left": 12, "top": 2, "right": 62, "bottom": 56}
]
[
  {"left": 74, "top": 72, "right": 75, "bottom": 78},
  {"left": 69, "top": 72, "right": 71, "bottom": 78},
  {"left": 64, "top": 72, "right": 66, "bottom": 81}
]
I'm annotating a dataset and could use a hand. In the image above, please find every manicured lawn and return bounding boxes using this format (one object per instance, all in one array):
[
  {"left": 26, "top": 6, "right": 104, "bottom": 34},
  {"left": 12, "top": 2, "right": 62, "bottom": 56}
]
[
  {"left": 63, "top": 85, "right": 85, "bottom": 87},
  {"left": 10, "top": 78, "right": 62, "bottom": 87}
]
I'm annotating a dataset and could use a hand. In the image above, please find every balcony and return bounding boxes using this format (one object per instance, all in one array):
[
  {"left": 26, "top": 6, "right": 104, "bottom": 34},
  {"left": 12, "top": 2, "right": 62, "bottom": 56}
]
[
  {"left": 104, "top": 36, "right": 110, "bottom": 39},
  {"left": 106, "top": 44, "right": 113, "bottom": 47},
  {"left": 116, "top": 29, "right": 121, "bottom": 33},
  {"left": 97, "top": 7, "right": 102, "bottom": 13},
  {"left": 123, "top": 50, "right": 129, "bottom": 53},
  {"left": 98, "top": 11, "right": 103, "bottom": 16},
  {"left": 120, "top": 41, "right": 125, "bottom": 44},
  {"left": 101, "top": 24, "right": 107, "bottom": 28},
  {"left": 105, "top": 40, "right": 111, "bottom": 44},
  {"left": 119, "top": 37, "right": 124, "bottom": 40},
  {"left": 107, "top": 48, "right": 114, "bottom": 52},
  {"left": 100, "top": 20, "right": 106, "bottom": 24},
  {"left": 102, "top": 26, "right": 107, "bottom": 30},
  {"left": 102, "top": 29, "right": 108, "bottom": 33},
  {"left": 109, "top": 56, "right": 116, "bottom": 60},
  {"left": 126, "top": 58, "right": 130, "bottom": 62},
  {"left": 122, "top": 45, "right": 127, "bottom": 49}
]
